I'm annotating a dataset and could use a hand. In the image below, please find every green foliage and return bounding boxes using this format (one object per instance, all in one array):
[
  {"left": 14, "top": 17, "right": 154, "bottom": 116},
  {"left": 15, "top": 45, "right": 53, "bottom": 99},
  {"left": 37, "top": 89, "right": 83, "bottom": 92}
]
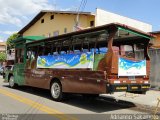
[
  {"left": 6, "top": 33, "right": 19, "bottom": 50},
  {"left": 0, "top": 52, "right": 6, "bottom": 62}
]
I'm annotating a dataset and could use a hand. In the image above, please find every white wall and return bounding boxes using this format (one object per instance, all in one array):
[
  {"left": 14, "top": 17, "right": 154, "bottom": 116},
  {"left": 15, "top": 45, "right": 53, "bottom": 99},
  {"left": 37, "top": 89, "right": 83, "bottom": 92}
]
[
  {"left": 7, "top": 49, "right": 15, "bottom": 60},
  {"left": 0, "top": 46, "right": 5, "bottom": 51},
  {"left": 95, "top": 8, "right": 152, "bottom": 32}
]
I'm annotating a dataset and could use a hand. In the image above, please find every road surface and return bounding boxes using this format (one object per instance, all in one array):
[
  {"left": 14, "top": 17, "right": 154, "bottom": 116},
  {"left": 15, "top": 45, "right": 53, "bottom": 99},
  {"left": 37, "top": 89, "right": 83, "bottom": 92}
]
[{"left": 0, "top": 76, "right": 152, "bottom": 120}]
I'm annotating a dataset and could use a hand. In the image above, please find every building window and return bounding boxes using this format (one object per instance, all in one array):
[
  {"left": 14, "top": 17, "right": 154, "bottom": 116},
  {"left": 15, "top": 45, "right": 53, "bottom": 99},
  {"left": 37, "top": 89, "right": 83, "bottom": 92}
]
[
  {"left": 41, "top": 19, "right": 44, "bottom": 23},
  {"left": 53, "top": 31, "right": 59, "bottom": 36},
  {"left": 64, "top": 28, "right": 67, "bottom": 33},
  {"left": 50, "top": 15, "right": 54, "bottom": 20},
  {"left": 90, "top": 21, "right": 94, "bottom": 27}
]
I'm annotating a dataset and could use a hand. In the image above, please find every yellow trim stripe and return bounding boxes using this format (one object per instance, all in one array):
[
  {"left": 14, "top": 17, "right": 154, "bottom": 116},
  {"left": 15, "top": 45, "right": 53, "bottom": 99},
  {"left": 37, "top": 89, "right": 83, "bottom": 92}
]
[{"left": 0, "top": 88, "right": 77, "bottom": 120}]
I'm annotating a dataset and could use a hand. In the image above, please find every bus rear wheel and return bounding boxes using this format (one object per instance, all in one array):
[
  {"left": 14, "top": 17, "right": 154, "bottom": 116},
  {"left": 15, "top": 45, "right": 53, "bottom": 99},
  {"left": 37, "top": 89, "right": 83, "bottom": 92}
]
[
  {"left": 50, "top": 81, "right": 63, "bottom": 101},
  {"left": 9, "top": 76, "right": 17, "bottom": 88}
]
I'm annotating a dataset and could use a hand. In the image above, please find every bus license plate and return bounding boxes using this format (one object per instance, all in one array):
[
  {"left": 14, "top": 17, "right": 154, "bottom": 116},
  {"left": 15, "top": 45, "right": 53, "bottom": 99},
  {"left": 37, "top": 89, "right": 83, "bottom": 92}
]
[{"left": 128, "top": 76, "right": 135, "bottom": 80}]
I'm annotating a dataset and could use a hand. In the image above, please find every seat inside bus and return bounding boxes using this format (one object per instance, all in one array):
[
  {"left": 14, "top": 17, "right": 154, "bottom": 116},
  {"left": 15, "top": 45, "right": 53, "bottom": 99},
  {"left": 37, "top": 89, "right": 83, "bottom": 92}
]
[
  {"left": 60, "top": 51, "right": 66, "bottom": 55},
  {"left": 82, "top": 49, "right": 89, "bottom": 52},
  {"left": 99, "top": 47, "right": 108, "bottom": 54},
  {"left": 90, "top": 48, "right": 99, "bottom": 54},
  {"left": 74, "top": 50, "right": 81, "bottom": 54},
  {"left": 53, "top": 52, "right": 58, "bottom": 55}
]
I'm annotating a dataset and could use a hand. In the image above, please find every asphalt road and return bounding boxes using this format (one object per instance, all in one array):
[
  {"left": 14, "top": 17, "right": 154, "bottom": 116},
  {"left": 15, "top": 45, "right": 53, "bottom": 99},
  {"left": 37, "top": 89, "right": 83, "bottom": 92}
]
[{"left": 0, "top": 76, "right": 151, "bottom": 120}]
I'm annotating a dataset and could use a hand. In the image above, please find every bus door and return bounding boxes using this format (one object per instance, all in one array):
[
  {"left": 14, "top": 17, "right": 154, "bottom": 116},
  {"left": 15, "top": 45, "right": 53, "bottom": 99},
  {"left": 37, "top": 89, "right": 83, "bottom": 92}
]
[{"left": 14, "top": 48, "right": 25, "bottom": 85}]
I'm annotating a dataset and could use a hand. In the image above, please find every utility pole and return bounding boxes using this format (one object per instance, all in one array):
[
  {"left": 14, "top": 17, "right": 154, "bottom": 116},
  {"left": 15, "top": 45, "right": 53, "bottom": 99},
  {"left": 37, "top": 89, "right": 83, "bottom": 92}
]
[{"left": 74, "top": 0, "right": 87, "bottom": 31}]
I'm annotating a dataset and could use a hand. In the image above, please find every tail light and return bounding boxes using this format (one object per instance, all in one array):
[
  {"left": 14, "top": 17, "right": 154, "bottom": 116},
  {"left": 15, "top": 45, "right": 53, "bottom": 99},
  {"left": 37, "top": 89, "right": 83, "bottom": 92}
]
[{"left": 143, "top": 75, "right": 149, "bottom": 80}]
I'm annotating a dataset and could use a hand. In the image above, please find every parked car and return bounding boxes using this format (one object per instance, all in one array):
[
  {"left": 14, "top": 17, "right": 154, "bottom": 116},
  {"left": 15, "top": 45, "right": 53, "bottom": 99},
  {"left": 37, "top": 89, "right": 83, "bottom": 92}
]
[
  {"left": 0, "top": 66, "right": 4, "bottom": 75},
  {"left": 2, "top": 65, "right": 14, "bottom": 79}
]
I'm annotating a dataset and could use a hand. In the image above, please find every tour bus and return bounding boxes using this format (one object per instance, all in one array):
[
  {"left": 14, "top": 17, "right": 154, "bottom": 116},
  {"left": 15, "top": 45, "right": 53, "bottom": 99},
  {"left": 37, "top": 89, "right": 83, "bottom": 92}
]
[{"left": 4, "top": 23, "right": 153, "bottom": 101}]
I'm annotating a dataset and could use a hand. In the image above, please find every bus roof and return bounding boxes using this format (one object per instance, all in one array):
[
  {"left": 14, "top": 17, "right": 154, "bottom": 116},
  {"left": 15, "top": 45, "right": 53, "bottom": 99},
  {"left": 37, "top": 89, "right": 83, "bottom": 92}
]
[
  {"left": 13, "top": 36, "right": 45, "bottom": 43},
  {"left": 25, "top": 23, "right": 154, "bottom": 45}
]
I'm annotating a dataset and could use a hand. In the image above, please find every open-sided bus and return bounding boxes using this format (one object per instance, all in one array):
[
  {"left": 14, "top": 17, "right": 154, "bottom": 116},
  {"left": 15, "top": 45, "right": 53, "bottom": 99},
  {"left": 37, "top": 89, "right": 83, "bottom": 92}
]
[{"left": 4, "top": 23, "right": 153, "bottom": 101}]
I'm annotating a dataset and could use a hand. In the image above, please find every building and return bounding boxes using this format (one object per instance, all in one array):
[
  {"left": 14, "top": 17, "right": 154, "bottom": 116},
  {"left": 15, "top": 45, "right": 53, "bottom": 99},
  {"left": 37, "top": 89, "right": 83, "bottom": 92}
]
[
  {"left": 6, "top": 49, "right": 15, "bottom": 61},
  {"left": 18, "top": 9, "right": 152, "bottom": 37},
  {"left": 19, "top": 10, "right": 95, "bottom": 37},
  {"left": 150, "top": 31, "right": 160, "bottom": 48},
  {"left": 0, "top": 43, "right": 15, "bottom": 66},
  {"left": 0, "top": 42, "right": 6, "bottom": 66},
  {"left": 95, "top": 8, "right": 152, "bottom": 32},
  {"left": 0, "top": 42, "right": 6, "bottom": 52}
]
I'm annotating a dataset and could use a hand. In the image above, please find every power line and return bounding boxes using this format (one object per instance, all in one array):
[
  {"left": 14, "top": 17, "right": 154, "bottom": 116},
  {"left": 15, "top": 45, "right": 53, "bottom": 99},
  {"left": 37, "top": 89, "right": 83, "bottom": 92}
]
[
  {"left": 75, "top": 0, "right": 88, "bottom": 30},
  {"left": 77, "top": 0, "right": 84, "bottom": 12},
  {"left": 81, "top": 0, "right": 87, "bottom": 12},
  {"left": 52, "top": 0, "right": 57, "bottom": 10}
]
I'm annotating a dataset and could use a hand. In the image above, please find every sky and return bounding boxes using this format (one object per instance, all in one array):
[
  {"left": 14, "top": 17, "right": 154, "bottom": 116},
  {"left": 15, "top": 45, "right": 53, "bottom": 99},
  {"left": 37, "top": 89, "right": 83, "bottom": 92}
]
[{"left": 0, "top": 0, "right": 160, "bottom": 42}]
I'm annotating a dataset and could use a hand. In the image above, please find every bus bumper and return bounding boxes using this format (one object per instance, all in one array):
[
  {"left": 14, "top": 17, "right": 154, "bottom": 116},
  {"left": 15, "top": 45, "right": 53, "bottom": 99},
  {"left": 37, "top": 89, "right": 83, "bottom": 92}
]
[{"left": 108, "top": 84, "right": 150, "bottom": 93}]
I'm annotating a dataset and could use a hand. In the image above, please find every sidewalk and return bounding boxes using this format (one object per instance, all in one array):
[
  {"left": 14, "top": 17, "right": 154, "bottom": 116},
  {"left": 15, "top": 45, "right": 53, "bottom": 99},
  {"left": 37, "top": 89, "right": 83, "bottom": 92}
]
[{"left": 101, "top": 90, "right": 160, "bottom": 110}]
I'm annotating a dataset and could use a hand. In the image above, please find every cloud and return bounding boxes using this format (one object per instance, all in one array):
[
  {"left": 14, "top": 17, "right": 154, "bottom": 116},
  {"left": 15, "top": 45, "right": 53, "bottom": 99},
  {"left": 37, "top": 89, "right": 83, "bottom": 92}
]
[
  {"left": 0, "top": 36, "right": 4, "bottom": 42},
  {"left": 0, "top": 31, "right": 18, "bottom": 35},
  {"left": 0, "top": 0, "right": 54, "bottom": 26},
  {"left": 0, "top": 39, "right": 4, "bottom": 42},
  {"left": 60, "top": 6, "right": 79, "bottom": 11}
]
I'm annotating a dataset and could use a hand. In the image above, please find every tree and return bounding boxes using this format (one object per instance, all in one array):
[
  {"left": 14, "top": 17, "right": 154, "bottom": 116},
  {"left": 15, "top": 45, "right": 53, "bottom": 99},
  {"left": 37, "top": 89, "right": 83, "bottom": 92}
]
[
  {"left": 0, "top": 52, "right": 6, "bottom": 62},
  {"left": 6, "top": 33, "right": 19, "bottom": 50}
]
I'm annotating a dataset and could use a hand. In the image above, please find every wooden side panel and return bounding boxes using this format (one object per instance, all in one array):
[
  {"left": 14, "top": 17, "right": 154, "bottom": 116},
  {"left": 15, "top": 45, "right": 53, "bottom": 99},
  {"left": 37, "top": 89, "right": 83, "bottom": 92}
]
[
  {"left": 61, "top": 70, "right": 106, "bottom": 94},
  {"left": 25, "top": 67, "right": 107, "bottom": 94}
]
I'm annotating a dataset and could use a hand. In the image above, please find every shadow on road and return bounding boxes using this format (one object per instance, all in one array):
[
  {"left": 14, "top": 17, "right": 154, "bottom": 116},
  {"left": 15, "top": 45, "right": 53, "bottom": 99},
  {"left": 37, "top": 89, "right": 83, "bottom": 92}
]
[
  {"left": 64, "top": 95, "right": 135, "bottom": 113},
  {"left": 3, "top": 85, "right": 135, "bottom": 113}
]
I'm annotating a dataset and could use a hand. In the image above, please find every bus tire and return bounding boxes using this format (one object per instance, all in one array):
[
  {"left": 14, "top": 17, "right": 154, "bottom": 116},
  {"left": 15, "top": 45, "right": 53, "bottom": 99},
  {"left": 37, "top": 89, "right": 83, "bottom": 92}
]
[
  {"left": 50, "top": 81, "right": 63, "bottom": 101},
  {"left": 9, "top": 76, "right": 17, "bottom": 88}
]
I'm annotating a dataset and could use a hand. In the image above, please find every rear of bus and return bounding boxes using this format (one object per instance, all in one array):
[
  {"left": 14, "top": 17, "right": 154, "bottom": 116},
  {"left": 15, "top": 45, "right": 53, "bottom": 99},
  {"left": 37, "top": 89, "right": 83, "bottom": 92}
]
[{"left": 105, "top": 26, "right": 152, "bottom": 94}]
